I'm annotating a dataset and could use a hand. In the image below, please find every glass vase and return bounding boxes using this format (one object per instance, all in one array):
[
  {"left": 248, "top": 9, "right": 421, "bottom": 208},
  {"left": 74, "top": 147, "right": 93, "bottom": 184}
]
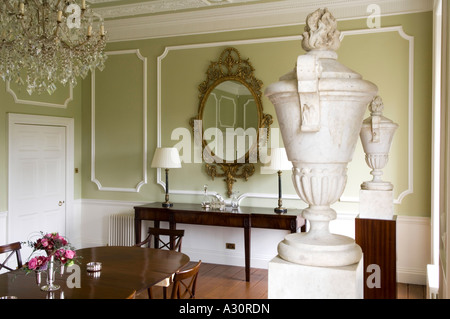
[{"left": 40, "top": 255, "right": 60, "bottom": 292}]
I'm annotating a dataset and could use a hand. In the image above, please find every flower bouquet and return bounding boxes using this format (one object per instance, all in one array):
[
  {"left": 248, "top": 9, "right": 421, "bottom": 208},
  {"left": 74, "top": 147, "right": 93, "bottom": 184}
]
[{"left": 22, "top": 232, "right": 79, "bottom": 291}]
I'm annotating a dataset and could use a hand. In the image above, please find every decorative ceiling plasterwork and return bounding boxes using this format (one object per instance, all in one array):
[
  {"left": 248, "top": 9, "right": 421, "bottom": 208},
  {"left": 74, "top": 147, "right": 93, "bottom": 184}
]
[
  {"left": 97, "top": 0, "right": 433, "bottom": 42},
  {"left": 89, "top": 0, "right": 258, "bottom": 19}
]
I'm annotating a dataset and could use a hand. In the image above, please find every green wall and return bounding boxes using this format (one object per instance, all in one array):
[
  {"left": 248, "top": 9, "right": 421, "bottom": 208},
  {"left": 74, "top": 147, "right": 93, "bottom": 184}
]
[
  {"left": 0, "top": 11, "right": 432, "bottom": 218},
  {"left": 81, "top": 11, "right": 432, "bottom": 217}
]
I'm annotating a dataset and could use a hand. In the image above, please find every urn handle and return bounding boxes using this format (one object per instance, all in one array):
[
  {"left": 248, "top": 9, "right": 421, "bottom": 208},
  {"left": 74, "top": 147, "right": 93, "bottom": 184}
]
[
  {"left": 296, "top": 54, "right": 321, "bottom": 132},
  {"left": 368, "top": 95, "right": 384, "bottom": 143}
]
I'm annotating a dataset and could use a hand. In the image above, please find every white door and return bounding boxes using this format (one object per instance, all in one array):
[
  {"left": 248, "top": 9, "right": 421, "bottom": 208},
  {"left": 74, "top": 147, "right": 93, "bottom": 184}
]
[{"left": 9, "top": 122, "right": 67, "bottom": 257}]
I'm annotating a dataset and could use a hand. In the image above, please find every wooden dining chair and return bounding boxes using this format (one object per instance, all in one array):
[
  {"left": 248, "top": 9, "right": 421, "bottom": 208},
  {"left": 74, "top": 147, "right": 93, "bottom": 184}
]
[
  {"left": 135, "top": 227, "right": 184, "bottom": 251},
  {"left": 135, "top": 227, "right": 185, "bottom": 298},
  {"left": 170, "top": 260, "right": 202, "bottom": 299},
  {"left": 0, "top": 242, "right": 23, "bottom": 272}
]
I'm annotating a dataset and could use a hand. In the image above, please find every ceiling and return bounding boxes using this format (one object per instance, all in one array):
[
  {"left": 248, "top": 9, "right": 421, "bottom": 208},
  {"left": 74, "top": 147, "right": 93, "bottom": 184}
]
[{"left": 88, "top": 0, "right": 433, "bottom": 41}]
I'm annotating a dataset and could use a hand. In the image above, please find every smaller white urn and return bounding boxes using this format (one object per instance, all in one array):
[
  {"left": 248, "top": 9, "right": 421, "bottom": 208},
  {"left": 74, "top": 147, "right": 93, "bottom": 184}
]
[{"left": 360, "top": 96, "right": 398, "bottom": 191}]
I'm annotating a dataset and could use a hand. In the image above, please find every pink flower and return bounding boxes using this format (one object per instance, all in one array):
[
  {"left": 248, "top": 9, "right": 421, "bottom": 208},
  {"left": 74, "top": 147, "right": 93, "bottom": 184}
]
[
  {"left": 27, "top": 257, "right": 38, "bottom": 270},
  {"left": 40, "top": 238, "right": 49, "bottom": 247},
  {"left": 65, "top": 250, "right": 75, "bottom": 259},
  {"left": 36, "top": 256, "right": 47, "bottom": 268}
]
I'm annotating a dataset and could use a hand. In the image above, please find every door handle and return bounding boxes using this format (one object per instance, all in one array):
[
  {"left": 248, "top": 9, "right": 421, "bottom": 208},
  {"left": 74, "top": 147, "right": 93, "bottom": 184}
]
[{"left": 58, "top": 201, "right": 65, "bottom": 206}]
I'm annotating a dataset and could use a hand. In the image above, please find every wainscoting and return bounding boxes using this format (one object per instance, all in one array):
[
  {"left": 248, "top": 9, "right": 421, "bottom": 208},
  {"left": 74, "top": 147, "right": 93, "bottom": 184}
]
[{"left": 75, "top": 199, "right": 430, "bottom": 285}]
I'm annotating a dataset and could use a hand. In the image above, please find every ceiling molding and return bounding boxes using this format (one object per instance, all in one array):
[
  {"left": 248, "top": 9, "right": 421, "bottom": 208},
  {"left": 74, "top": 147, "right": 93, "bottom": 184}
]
[
  {"left": 94, "top": 0, "right": 258, "bottom": 19},
  {"left": 103, "top": 0, "right": 433, "bottom": 42}
]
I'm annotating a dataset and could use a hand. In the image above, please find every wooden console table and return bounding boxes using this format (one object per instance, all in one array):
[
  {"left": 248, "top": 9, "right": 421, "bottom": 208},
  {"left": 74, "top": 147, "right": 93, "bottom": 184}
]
[{"left": 134, "top": 202, "right": 305, "bottom": 282}]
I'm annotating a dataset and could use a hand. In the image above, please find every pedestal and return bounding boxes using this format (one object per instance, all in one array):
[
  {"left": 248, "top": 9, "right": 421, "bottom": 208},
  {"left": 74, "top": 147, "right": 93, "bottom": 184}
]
[
  {"left": 268, "top": 255, "right": 364, "bottom": 299},
  {"left": 355, "top": 215, "right": 397, "bottom": 299},
  {"left": 359, "top": 189, "right": 394, "bottom": 220}
]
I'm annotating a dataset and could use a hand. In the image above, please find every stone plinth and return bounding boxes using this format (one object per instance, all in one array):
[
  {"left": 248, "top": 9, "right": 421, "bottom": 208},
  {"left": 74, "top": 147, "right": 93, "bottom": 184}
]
[
  {"left": 359, "top": 189, "right": 394, "bottom": 220},
  {"left": 268, "top": 255, "right": 364, "bottom": 299}
]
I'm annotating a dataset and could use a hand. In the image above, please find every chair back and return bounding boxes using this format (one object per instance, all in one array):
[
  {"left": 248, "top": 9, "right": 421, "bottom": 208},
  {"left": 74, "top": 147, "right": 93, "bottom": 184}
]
[
  {"left": 170, "top": 260, "right": 202, "bottom": 299},
  {"left": 135, "top": 228, "right": 185, "bottom": 252},
  {"left": 0, "top": 242, "right": 23, "bottom": 272}
]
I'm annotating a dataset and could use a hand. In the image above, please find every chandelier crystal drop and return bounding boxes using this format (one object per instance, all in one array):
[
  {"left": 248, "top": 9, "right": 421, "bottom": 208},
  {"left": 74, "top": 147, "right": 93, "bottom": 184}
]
[{"left": 0, "top": 0, "right": 107, "bottom": 95}]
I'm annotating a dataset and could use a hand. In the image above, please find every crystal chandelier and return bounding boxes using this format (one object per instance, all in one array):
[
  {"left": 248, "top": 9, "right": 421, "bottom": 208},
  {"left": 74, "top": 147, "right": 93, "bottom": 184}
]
[{"left": 0, "top": 0, "right": 107, "bottom": 95}]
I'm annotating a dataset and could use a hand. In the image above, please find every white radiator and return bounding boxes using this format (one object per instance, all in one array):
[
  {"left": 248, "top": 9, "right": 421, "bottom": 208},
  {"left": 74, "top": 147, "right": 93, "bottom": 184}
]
[{"left": 108, "top": 214, "right": 135, "bottom": 246}]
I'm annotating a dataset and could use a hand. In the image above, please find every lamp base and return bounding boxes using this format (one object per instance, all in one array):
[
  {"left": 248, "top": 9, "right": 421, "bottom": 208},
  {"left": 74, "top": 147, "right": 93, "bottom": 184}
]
[
  {"left": 162, "top": 202, "right": 173, "bottom": 208},
  {"left": 274, "top": 207, "right": 287, "bottom": 214}
]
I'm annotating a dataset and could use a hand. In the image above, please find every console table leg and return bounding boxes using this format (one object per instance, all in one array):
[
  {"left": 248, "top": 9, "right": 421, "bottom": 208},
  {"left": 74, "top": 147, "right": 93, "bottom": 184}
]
[{"left": 244, "top": 218, "right": 251, "bottom": 282}]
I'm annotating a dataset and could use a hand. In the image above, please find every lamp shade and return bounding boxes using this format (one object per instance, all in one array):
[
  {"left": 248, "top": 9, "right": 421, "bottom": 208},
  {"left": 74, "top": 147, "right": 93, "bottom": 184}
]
[
  {"left": 265, "top": 148, "right": 292, "bottom": 172},
  {"left": 151, "top": 148, "right": 182, "bottom": 169}
]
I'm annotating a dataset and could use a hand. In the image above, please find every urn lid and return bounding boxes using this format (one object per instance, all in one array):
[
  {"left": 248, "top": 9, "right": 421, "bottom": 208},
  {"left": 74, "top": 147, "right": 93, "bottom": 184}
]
[
  {"left": 361, "top": 95, "right": 399, "bottom": 144},
  {"left": 264, "top": 8, "right": 378, "bottom": 134},
  {"left": 362, "top": 95, "right": 399, "bottom": 127},
  {"left": 272, "top": 8, "right": 377, "bottom": 94}
]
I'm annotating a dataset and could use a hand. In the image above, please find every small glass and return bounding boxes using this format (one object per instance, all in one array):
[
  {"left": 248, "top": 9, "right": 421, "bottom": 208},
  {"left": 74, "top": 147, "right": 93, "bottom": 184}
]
[
  {"left": 201, "top": 184, "right": 211, "bottom": 209},
  {"left": 231, "top": 191, "right": 240, "bottom": 210},
  {"left": 86, "top": 262, "right": 102, "bottom": 272}
]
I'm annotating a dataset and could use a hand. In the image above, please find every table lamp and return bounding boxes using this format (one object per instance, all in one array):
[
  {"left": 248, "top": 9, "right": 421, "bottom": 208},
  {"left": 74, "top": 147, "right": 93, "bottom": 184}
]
[
  {"left": 266, "top": 148, "right": 292, "bottom": 214},
  {"left": 151, "top": 147, "right": 181, "bottom": 207}
]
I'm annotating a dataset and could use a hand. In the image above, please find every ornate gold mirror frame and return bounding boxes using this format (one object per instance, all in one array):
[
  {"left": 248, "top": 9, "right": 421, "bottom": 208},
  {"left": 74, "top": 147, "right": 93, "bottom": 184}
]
[{"left": 190, "top": 47, "right": 272, "bottom": 197}]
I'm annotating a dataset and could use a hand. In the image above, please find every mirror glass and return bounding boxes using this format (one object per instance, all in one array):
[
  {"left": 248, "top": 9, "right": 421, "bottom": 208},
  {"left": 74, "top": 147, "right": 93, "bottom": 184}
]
[{"left": 202, "top": 80, "right": 258, "bottom": 162}]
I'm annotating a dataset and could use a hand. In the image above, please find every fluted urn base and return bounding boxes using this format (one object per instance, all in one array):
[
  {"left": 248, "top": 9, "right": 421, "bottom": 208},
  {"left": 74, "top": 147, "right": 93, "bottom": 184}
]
[{"left": 278, "top": 163, "right": 362, "bottom": 267}]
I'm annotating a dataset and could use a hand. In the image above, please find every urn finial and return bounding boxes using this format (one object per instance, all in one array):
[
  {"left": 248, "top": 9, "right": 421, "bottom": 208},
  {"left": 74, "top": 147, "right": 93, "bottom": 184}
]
[
  {"left": 302, "top": 8, "right": 341, "bottom": 52},
  {"left": 368, "top": 95, "right": 384, "bottom": 116}
]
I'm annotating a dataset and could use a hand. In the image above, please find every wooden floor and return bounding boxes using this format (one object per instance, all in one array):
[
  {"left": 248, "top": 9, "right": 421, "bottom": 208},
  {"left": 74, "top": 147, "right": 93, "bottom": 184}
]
[{"left": 136, "top": 262, "right": 426, "bottom": 299}]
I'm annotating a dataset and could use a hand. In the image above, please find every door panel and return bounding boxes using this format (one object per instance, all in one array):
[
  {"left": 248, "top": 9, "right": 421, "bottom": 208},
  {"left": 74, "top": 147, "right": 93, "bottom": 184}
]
[{"left": 9, "top": 124, "right": 66, "bottom": 257}]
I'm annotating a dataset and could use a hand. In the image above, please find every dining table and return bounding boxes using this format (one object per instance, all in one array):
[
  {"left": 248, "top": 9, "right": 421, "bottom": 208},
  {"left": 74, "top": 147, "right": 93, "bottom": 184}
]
[{"left": 0, "top": 246, "right": 190, "bottom": 299}]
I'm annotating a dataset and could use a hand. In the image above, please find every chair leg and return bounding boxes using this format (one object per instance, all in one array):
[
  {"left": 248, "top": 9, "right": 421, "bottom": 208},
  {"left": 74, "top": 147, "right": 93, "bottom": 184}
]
[
  {"left": 163, "top": 286, "right": 167, "bottom": 299},
  {"left": 148, "top": 287, "right": 153, "bottom": 299}
]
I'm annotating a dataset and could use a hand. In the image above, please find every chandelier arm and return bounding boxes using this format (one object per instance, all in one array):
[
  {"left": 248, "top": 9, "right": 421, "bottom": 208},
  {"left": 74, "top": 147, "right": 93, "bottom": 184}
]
[
  {"left": 32, "top": 0, "right": 42, "bottom": 8},
  {"left": 3, "top": 1, "right": 15, "bottom": 12},
  {"left": 54, "top": 21, "right": 61, "bottom": 37},
  {"left": 41, "top": 2, "right": 47, "bottom": 35},
  {"left": 59, "top": 37, "right": 91, "bottom": 50},
  {"left": 19, "top": 18, "right": 30, "bottom": 38}
]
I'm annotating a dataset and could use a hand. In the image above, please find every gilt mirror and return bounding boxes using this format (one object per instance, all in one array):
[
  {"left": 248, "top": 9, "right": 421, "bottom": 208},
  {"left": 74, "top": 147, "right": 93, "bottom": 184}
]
[{"left": 190, "top": 47, "right": 272, "bottom": 197}]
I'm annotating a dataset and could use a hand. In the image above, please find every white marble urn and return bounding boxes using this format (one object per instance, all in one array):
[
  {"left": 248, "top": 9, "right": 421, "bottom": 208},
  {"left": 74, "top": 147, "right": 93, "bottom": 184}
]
[
  {"left": 265, "top": 8, "right": 378, "bottom": 267},
  {"left": 360, "top": 96, "right": 398, "bottom": 191}
]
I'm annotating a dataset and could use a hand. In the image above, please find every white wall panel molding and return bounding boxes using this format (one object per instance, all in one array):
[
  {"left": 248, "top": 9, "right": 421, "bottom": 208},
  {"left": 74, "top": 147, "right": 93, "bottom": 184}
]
[
  {"left": 6, "top": 81, "right": 73, "bottom": 108},
  {"left": 157, "top": 27, "right": 414, "bottom": 205},
  {"left": 91, "top": 49, "right": 148, "bottom": 192},
  {"left": 339, "top": 26, "right": 414, "bottom": 204},
  {"left": 156, "top": 35, "right": 300, "bottom": 197}
]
